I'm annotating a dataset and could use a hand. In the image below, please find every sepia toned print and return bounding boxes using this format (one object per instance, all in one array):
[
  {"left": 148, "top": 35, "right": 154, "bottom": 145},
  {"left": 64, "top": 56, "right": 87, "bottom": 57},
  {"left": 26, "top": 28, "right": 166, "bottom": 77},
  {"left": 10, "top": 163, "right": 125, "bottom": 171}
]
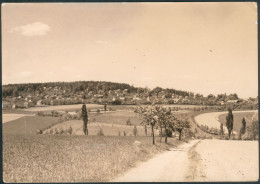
[{"left": 2, "top": 2, "right": 258, "bottom": 182}]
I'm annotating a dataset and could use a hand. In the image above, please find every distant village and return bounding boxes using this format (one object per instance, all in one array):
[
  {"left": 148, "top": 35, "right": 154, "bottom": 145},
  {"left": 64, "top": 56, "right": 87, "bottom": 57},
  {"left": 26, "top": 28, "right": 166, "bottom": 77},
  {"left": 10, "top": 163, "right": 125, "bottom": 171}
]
[{"left": 2, "top": 81, "right": 258, "bottom": 110}]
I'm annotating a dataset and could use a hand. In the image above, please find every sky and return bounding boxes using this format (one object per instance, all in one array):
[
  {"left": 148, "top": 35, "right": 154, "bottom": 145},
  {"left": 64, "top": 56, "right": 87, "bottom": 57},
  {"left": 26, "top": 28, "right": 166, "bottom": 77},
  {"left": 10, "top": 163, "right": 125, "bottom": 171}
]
[{"left": 2, "top": 2, "right": 258, "bottom": 98}]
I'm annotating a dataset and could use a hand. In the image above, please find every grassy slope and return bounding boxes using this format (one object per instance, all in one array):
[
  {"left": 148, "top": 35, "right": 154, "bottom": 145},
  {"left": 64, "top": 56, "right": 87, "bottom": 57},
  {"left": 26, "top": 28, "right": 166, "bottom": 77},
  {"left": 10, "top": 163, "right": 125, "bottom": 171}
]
[
  {"left": 218, "top": 112, "right": 256, "bottom": 132},
  {"left": 3, "top": 135, "right": 183, "bottom": 182},
  {"left": 2, "top": 116, "right": 60, "bottom": 135},
  {"left": 44, "top": 119, "right": 147, "bottom": 136},
  {"left": 189, "top": 111, "right": 220, "bottom": 138},
  {"left": 89, "top": 111, "right": 142, "bottom": 125}
]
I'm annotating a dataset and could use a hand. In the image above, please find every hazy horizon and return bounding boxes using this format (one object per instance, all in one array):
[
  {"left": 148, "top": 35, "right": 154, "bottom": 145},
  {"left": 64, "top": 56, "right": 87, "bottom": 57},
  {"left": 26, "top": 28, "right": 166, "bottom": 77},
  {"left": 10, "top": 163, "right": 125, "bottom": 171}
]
[{"left": 2, "top": 2, "right": 258, "bottom": 98}]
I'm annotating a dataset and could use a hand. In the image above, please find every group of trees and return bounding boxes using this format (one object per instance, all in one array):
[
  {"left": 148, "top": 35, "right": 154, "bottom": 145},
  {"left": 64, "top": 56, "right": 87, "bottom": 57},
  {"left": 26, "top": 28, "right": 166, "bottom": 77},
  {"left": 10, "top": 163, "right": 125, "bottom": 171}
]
[
  {"left": 3, "top": 81, "right": 210, "bottom": 100},
  {"left": 136, "top": 105, "right": 191, "bottom": 144}
]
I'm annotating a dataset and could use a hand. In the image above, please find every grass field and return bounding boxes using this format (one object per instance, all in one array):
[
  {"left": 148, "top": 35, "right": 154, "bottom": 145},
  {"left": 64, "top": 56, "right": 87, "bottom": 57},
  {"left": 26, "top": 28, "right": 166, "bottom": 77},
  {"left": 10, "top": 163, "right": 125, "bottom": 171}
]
[
  {"left": 3, "top": 116, "right": 60, "bottom": 135},
  {"left": 43, "top": 120, "right": 150, "bottom": 136},
  {"left": 218, "top": 112, "right": 258, "bottom": 132},
  {"left": 89, "top": 111, "right": 142, "bottom": 125},
  {"left": 3, "top": 135, "right": 184, "bottom": 182}
]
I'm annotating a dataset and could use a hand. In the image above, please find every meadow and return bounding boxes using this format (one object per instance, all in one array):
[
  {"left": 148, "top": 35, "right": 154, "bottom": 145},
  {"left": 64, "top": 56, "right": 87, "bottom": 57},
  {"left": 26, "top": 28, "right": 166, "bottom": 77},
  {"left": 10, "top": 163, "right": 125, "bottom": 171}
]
[
  {"left": 2, "top": 106, "right": 187, "bottom": 182},
  {"left": 3, "top": 135, "right": 183, "bottom": 182},
  {"left": 2, "top": 116, "right": 60, "bottom": 135}
]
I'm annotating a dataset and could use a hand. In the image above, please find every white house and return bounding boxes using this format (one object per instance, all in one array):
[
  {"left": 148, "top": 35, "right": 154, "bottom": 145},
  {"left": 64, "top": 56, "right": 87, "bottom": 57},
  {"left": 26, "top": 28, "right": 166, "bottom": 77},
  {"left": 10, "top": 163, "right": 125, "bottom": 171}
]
[{"left": 37, "top": 100, "right": 42, "bottom": 106}]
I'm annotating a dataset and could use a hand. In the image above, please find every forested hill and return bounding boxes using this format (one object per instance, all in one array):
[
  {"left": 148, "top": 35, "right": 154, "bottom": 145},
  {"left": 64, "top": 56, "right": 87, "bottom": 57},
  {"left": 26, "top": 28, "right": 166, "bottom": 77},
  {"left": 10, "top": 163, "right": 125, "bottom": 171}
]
[
  {"left": 2, "top": 81, "right": 191, "bottom": 98},
  {"left": 2, "top": 80, "right": 257, "bottom": 109}
]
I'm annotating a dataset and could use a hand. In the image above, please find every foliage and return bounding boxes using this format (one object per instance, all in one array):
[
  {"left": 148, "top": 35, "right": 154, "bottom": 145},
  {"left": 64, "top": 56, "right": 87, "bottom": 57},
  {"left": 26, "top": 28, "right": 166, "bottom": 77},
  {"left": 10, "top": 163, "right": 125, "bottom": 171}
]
[
  {"left": 245, "top": 120, "right": 259, "bottom": 140},
  {"left": 174, "top": 114, "right": 191, "bottom": 140},
  {"left": 136, "top": 104, "right": 191, "bottom": 143},
  {"left": 240, "top": 117, "right": 246, "bottom": 135},
  {"left": 112, "top": 100, "right": 122, "bottom": 105},
  {"left": 82, "top": 104, "right": 88, "bottom": 135},
  {"left": 226, "top": 108, "right": 234, "bottom": 139}
]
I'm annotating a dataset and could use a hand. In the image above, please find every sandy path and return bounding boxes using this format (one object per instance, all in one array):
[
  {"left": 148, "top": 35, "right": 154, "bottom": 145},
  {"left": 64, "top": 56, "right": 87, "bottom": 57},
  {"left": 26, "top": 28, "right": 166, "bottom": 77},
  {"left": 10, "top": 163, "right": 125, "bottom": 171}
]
[
  {"left": 194, "top": 110, "right": 258, "bottom": 134},
  {"left": 112, "top": 139, "right": 200, "bottom": 182},
  {"left": 2, "top": 114, "right": 34, "bottom": 124},
  {"left": 195, "top": 140, "right": 259, "bottom": 182}
]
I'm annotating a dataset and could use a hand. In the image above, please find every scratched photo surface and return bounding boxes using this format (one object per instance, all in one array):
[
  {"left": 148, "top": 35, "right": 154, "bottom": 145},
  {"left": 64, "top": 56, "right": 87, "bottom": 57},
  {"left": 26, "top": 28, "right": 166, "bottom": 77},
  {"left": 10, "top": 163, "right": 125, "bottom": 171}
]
[{"left": 2, "top": 2, "right": 258, "bottom": 182}]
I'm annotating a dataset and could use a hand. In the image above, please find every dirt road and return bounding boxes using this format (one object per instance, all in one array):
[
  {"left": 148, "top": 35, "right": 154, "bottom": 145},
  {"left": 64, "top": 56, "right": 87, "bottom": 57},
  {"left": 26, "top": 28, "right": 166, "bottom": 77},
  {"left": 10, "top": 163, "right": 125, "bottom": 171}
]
[
  {"left": 194, "top": 139, "right": 259, "bottom": 182},
  {"left": 112, "top": 139, "right": 200, "bottom": 182},
  {"left": 112, "top": 139, "right": 259, "bottom": 182}
]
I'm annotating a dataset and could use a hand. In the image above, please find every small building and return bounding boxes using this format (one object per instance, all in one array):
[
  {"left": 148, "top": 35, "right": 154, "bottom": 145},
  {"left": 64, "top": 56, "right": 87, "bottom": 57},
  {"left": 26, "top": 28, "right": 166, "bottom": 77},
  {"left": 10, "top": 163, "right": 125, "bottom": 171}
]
[
  {"left": 227, "top": 100, "right": 239, "bottom": 104},
  {"left": 37, "top": 100, "right": 42, "bottom": 106}
]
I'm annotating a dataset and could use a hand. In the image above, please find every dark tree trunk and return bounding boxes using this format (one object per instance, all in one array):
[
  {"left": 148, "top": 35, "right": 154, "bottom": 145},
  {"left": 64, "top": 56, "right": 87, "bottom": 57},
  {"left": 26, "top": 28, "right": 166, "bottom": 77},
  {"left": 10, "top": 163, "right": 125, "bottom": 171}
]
[
  {"left": 160, "top": 127, "right": 162, "bottom": 143},
  {"left": 152, "top": 125, "right": 155, "bottom": 145},
  {"left": 83, "top": 122, "right": 88, "bottom": 135},
  {"left": 228, "top": 129, "right": 231, "bottom": 139},
  {"left": 179, "top": 130, "right": 182, "bottom": 140},
  {"left": 165, "top": 127, "right": 168, "bottom": 143}
]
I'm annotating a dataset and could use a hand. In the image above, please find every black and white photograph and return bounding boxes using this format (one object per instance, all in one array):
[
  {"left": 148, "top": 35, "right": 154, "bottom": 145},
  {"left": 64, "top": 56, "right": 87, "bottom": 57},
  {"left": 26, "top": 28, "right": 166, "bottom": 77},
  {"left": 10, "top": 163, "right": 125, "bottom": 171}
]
[{"left": 1, "top": 2, "right": 259, "bottom": 182}]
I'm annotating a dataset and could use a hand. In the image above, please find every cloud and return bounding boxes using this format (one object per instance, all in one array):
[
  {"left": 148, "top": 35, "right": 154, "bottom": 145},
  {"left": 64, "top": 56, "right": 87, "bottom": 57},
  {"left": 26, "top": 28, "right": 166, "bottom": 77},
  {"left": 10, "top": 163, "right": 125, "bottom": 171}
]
[
  {"left": 183, "top": 74, "right": 193, "bottom": 79},
  {"left": 94, "top": 40, "right": 111, "bottom": 44},
  {"left": 20, "top": 71, "right": 32, "bottom": 77},
  {"left": 10, "top": 22, "right": 50, "bottom": 37}
]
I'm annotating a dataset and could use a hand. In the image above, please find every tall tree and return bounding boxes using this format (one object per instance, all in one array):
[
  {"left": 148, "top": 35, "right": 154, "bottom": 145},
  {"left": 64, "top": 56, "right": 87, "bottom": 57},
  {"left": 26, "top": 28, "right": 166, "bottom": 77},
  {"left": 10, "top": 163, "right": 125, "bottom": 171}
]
[
  {"left": 81, "top": 104, "right": 88, "bottom": 135},
  {"left": 240, "top": 117, "right": 246, "bottom": 135},
  {"left": 226, "top": 108, "right": 233, "bottom": 139}
]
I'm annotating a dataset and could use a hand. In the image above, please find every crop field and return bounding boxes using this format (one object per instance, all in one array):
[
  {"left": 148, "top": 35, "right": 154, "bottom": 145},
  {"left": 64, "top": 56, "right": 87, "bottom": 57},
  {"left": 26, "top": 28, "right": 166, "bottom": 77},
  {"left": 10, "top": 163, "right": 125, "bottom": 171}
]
[
  {"left": 3, "top": 116, "right": 60, "bottom": 135},
  {"left": 218, "top": 111, "right": 258, "bottom": 132},
  {"left": 3, "top": 135, "right": 183, "bottom": 182}
]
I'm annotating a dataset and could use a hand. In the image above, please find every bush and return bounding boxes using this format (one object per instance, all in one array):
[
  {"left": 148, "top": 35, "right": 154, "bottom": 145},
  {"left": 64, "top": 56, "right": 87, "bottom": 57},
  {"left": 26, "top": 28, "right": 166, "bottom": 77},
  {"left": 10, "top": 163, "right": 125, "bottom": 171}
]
[
  {"left": 97, "top": 128, "right": 104, "bottom": 136},
  {"left": 133, "top": 126, "right": 138, "bottom": 136},
  {"left": 68, "top": 126, "right": 73, "bottom": 135},
  {"left": 243, "top": 120, "right": 259, "bottom": 140},
  {"left": 59, "top": 128, "right": 64, "bottom": 134},
  {"left": 37, "top": 111, "right": 45, "bottom": 116},
  {"left": 112, "top": 100, "right": 122, "bottom": 105},
  {"left": 96, "top": 109, "right": 100, "bottom": 113},
  {"left": 36, "top": 129, "right": 43, "bottom": 134},
  {"left": 126, "top": 119, "right": 132, "bottom": 126},
  {"left": 123, "top": 131, "right": 126, "bottom": 136}
]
